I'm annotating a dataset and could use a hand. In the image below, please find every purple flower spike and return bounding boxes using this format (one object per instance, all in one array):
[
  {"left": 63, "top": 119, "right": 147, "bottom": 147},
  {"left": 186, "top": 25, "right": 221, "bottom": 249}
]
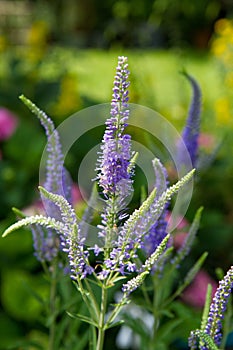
[
  {"left": 20, "top": 95, "right": 72, "bottom": 262},
  {"left": 201, "top": 266, "right": 233, "bottom": 349},
  {"left": 31, "top": 225, "right": 59, "bottom": 262},
  {"left": 143, "top": 210, "right": 168, "bottom": 256},
  {"left": 179, "top": 73, "right": 202, "bottom": 168},
  {"left": 96, "top": 56, "right": 133, "bottom": 245},
  {"left": 144, "top": 158, "right": 169, "bottom": 255},
  {"left": 96, "top": 56, "right": 132, "bottom": 198},
  {"left": 19, "top": 96, "right": 72, "bottom": 209}
]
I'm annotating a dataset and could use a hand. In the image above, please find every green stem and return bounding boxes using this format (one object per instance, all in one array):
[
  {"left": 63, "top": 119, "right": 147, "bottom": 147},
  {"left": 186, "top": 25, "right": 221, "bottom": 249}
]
[
  {"left": 89, "top": 325, "right": 97, "bottom": 350},
  {"left": 150, "top": 278, "right": 163, "bottom": 348},
  {"left": 104, "top": 195, "right": 118, "bottom": 257},
  {"left": 48, "top": 259, "right": 58, "bottom": 350},
  {"left": 141, "top": 283, "right": 153, "bottom": 311},
  {"left": 96, "top": 286, "right": 108, "bottom": 350}
]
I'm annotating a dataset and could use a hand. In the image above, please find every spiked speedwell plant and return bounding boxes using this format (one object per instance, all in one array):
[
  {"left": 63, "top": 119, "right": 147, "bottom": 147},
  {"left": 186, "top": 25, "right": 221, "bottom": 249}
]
[{"left": 2, "top": 56, "right": 233, "bottom": 349}]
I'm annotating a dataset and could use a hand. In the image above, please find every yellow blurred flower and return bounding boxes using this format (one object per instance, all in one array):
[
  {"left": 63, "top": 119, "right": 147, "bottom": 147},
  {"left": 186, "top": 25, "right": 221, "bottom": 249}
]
[
  {"left": 211, "top": 38, "right": 227, "bottom": 56},
  {"left": 221, "top": 51, "right": 233, "bottom": 67},
  {"left": 27, "top": 21, "right": 49, "bottom": 47},
  {"left": 225, "top": 72, "right": 233, "bottom": 88},
  {"left": 52, "top": 74, "right": 81, "bottom": 118},
  {"left": 0, "top": 35, "right": 7, "bottom": 52},
  {"left": 211, "top": 19, "right": 233, "bottom": 61},
  {"left": 214, "top": 18, "right": 233, "bottom": 37},
  {"left": 210, "top": 19, "right": 233, "bottom": 129},
  {"left": 25, "top": 21, "right": 49, "bottom": 62},
  {"left": 215, "top": 97, "right": 232, "bottom": 125}
]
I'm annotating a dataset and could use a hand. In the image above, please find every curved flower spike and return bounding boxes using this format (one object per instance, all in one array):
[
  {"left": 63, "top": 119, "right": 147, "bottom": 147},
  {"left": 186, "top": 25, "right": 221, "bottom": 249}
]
[{"left": 178, "top": 72, "right": 202, "bottom": 168}]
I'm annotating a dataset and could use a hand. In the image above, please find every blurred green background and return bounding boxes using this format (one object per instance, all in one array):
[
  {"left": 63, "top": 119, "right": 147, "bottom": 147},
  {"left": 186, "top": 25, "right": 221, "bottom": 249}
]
[{"left": 0, "top": 0, "right": 233, "bottom": 349}]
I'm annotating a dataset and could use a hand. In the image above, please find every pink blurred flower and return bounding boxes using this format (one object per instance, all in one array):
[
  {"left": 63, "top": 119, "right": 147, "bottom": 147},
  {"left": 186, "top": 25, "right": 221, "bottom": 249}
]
[
  {"left": 72, "top": 183, "right": 82, "bottom": 205},
  {"left": 0, "top": 108, "right": 18, "bottom": 140},
  {"left": 173, "top": 232, "right": 188, "bottom": 249},
  {"left": 198, "top": 133, "right": 216, "bottom": 151},
  {"left": 182, "top": 269, "right": 218, "bottom": 308},
  {"left": 166, "top": 211, "right": 189, "bottom": 231},
  {"left": 166, "top": 211, "right": 190, "bottom": 249},
  {"left": 23, "top": 198, "right": 45, "bottom": 216}
]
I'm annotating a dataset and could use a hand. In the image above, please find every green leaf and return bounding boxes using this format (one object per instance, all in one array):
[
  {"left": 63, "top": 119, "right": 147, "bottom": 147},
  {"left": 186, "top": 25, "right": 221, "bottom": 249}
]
[
  {"left": 172, "top": 206, "right": 203, "bottom": 267},
  {"left": 1, "top": 269, "right": 48, "bottom": 322},
  {"left": 104, "top": 319, "right": 124, "bottom": 330},
  {"left": 66, "top": 311, "right": 98, "bottom": 327},
  {"left": 123, "top": 313, "right": 151, "bottom": 339},
  {"left": 21, "top": 280, "right": 47, "bottom": 307},
  {"left": 170, "top": 251, "right": 208, "bottom": 303},
  {"left": 157, "top": 318, "right": 184, "bottom": 342},
  {"left": 12, "top": 207, "right": 26, "bottom": 218}
]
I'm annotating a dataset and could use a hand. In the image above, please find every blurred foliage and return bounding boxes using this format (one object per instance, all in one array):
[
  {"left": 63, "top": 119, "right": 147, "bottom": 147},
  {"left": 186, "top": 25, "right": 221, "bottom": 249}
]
[
  {"left": 1, "top": 0, "right": 232, "bottom": 49},
  {"left": 28, "top": 0, "right": 232, "bottom": 48}
]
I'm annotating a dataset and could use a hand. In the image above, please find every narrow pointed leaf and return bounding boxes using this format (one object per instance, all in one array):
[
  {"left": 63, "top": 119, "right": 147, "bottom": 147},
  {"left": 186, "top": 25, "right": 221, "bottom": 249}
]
[
  {"left": 66, "top": 311, "right": 98, "bottom": 327},
  {"left": 172, "top": 206, "right": 203, "bottom": 267},
  {"left": 12, "top": 207, "right": 26, "bottom": 218},
  {"left": 172, "top": 251, "right": 208, "bottom": 300},
  {"left": 104, "top": 319, "right": 124, "bottom": 330}
]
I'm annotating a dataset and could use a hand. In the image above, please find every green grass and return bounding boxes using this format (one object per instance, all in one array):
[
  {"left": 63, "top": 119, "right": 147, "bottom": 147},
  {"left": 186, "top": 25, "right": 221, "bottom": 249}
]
[
  {"left": 51, "top": 48, "right": 223, "bottom": 132},
  {"left": 0, "top": 47, "right": 226, "bottom": 135}
]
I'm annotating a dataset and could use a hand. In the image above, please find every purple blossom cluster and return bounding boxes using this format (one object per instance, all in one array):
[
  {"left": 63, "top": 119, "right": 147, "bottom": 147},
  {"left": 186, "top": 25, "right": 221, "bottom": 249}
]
[
  {"left": 39, "top": 186, "right": 94, "bottom": 279},
  {"left": 96, "top": 56, "right": 133, "bottom": 246},
  {"left": 143, "top": 158, "right": 169, "bottom": 255},
  {"left": 144, "top": 210, "right": 168, "bottom": 256},
  {"left": 201, "top": 265, "right": 233, "bottom": 349},
  {"left": 96, "top": 56, "right": 132, "bottom": 197},
  {"left": 20, "top": 96, "right": 72, "bottom": 262},
  {"left": 38, "top": 106, "right": 72, "bottom": 219},
  {"left": 62, "top": 227, "right": 94, "bottom": 279},
  {"left": 97, "top": 170, "right": 194, "bottom": 279},
  {"left": 122, "top": 234, "right": 170, "bottom": 296},
  {"left": 31, "top": 225, "right": 59, "bottom": 262}
]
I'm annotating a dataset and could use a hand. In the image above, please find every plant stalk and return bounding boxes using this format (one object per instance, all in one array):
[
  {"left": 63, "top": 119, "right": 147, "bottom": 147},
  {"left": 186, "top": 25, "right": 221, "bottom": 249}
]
[
  {"left": 96, "top": 285, "right": 108, "bottom": 350},
  {"left": 48, "top": 259, "right": 58, "bottom": 350}
]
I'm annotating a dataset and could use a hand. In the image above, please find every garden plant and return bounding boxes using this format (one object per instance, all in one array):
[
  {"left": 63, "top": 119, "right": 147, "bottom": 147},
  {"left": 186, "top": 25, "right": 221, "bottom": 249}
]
[{"left": 2, "top": 56, "right": 233, "bottom": 350}]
